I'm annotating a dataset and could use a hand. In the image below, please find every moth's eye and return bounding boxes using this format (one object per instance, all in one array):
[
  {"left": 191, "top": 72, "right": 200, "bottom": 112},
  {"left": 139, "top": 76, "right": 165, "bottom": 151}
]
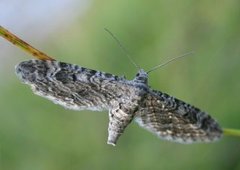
[{"left": 136, "top": 73, "right": 140, "bottom": 76}]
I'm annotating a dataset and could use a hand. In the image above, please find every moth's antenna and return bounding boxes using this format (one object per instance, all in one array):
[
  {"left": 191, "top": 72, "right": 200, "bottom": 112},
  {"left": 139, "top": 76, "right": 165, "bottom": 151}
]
[
  {"left": 104, "top": 28, "right": 140, "bottom": 70},
  {"left": 146, "top": 51, "right": 194, "bottom": 74}
]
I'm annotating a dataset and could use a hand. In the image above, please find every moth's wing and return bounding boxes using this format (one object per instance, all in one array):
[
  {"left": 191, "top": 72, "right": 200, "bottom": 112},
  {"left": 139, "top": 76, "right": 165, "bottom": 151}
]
[
  {"left": 135, "top": 90, "right": 222, "bottom": 143},
  {"left": 15, "top": 60, "right": 128, "bottom": 111}
]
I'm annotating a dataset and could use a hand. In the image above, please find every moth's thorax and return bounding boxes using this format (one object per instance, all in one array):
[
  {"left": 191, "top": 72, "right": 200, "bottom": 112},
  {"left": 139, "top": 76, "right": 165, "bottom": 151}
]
[{"left": 133, "top": 69, "right": 148, "bottom": 85}]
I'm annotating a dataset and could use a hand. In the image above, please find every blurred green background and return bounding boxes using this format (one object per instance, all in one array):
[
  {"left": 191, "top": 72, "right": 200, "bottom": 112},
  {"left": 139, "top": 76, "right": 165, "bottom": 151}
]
[{"left": 0, "top": 0, "right": 240, "bottom": 170}]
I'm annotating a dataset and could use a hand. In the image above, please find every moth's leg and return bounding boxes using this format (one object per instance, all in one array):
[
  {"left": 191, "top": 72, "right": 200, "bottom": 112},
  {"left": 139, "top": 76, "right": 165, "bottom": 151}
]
[{"left": 107, "top": 106, "right": 134, "bottom": 146}]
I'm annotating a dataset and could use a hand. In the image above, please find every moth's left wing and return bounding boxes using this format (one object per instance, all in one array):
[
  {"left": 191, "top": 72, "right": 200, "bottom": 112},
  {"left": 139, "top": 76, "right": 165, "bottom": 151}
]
[
  {"left": 16, "top": 59, "right": 143, "bottom": 145},
  {"left": 15, "top": 59, "right": 130, "bottom": 111},
  {"left": 135, "top": 90, "right": 222, "bottom": 143}
]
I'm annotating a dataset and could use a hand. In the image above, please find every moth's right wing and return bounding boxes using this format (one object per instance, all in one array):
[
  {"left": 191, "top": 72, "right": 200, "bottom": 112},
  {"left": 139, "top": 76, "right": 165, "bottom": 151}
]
[
  {"left": 15, "top": 59, "right": 131, "bottom": 111},
  {"left": 135, "top": 90, "right": 222, "bottom": 143}
]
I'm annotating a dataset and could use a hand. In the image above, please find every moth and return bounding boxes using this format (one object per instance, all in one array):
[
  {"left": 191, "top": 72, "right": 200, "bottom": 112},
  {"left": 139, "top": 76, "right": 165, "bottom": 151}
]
[{"left": 1, "top": 25, "right": 223, "bottom": 146}]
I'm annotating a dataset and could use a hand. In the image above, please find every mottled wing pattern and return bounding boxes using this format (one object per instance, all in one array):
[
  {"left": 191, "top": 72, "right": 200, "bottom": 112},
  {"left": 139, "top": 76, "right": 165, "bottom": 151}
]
[
  {"left": 135, "top": 90, "right": 222, "bottom": 143},
  {"left": 15, "top": 59, "right": 130, "bottom": 111},
  {"left": 15, "top": 59, "right": 142, "bottom": 145},
  {"left": 3, "top": 23, "right": 223, "bottom": 146},
  {"left": 15, "top": 59, "right": 222, "bottom": 145}
]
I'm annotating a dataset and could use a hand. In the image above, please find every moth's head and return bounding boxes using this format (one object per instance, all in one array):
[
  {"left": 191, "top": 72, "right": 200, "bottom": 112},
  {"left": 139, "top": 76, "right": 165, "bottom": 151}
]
[{"left": 133, "top": 69, "right": 148, "bottom": 85}]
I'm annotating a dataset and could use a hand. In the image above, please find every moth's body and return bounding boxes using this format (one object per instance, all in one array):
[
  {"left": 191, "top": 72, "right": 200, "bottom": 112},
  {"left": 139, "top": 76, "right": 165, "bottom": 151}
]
[{"left": 15, "top": 59, "right": 222, "bottom": 145}]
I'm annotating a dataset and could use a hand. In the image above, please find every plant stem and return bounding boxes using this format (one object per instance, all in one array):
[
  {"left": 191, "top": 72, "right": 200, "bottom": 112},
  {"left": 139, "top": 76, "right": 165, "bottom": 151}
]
[
  {"left": 0, "top": 25, "right": 55, "bottom": 61},
  {"left": 223, "top": 128, "right": 240, "bottom": 137}
]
